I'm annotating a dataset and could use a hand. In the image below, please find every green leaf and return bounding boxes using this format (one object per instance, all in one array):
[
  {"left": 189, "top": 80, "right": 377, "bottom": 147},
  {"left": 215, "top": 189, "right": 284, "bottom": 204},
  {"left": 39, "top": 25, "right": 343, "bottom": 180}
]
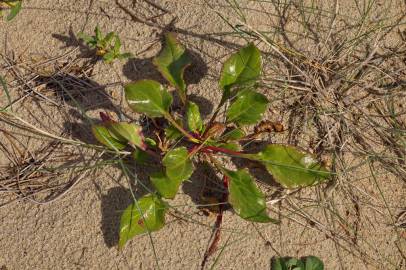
[
  {"left": 6, "top": 1, "right": 22, "bottom": 21},
  {"left": 145, "top": 138, "right": 157, "bottom": 148},
  {"left": 304, "top": 256, "right": 324, "bottom": 270},
  {"left": 119, "top": 194, "right": 167, "bottom": 249},
  {"left": 219, "top": 43, "right": 261, "bottom": 92},
  {"left": 150, "top": 171, "right": 181, "bottom": 199},
  {"left": 221, "top": 128, "right": 245, "bottom": 141},
  {"left": 102, "top": 51, "right": 115, "bottom": 63},
  {"left": 105, "top": 32, "right": 115, "bottom": 46},
  {"left": 271, "top": 258, "right": 288, "bottom": 270},
  {"left": 226, "top": 88, "right": 268, "bottom": 125},
  {"left": 165, "top": 124, "right": 182, "bottom": 141},
  {"left": 125, "top": 80, "right": 173, "bottom": 118},
  {"left": 254, "top": 145, "right": 331, "bottom": 188},
  {"left": 132, "top": 149, "right": 150, "bottom": 164},
  {"left": 225, "top": 169, "right": 277, "bottom": 223},
  {"left": 162, "top": 147, "right": 193, "bottom": 182},
  {"left": 95, "top": 26, "right": 102, "bottom": 41},
  {"left": 153, "top": 33, "right": 192, "bottom": 103},
  {"left": 107, "top": 122, "right": 146, "bottom": 150},
  {"left": 114, "top": 37, "right": 121, "bottom": 53},
  {"left": 92, "top": 124, "right": 127, "bottom": 150},
  {"left": 186, "top": 101, "right": 203, "bottom": 132},
  {"left": 286, "top": 258, "right": 305, "bottom": 269}
]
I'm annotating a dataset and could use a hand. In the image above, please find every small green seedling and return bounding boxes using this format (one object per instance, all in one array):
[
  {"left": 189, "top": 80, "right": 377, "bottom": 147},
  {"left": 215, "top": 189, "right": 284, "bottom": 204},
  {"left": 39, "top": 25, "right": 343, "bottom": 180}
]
[
  {"left": 91, "top": 33, "right": 331, "bottom": 250},
  {"left": 0, "top": 0, "right": 22, "bottom": 21},
  {"left": 78, "top": 26, "right": 132, "bottom": 63},
  {"left": 272, "top": 256, "right": 324, "bottom": 270}
]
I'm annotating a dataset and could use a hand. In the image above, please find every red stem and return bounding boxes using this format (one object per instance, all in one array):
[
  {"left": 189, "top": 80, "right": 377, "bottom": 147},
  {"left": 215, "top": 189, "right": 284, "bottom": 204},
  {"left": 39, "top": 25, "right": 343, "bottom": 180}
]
[{"left": 200, "top": 175, "right": 229, "bottom": 270}]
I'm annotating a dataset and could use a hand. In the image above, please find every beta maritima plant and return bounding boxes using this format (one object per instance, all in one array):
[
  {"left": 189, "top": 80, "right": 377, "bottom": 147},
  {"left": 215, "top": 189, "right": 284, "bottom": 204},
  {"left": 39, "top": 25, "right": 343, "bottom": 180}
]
[
  {"left": 91, "top": 33, "right": 331, "bottom": 250},
  {"left": 78, "top": 26, "right": 132, "bottom": 63}
]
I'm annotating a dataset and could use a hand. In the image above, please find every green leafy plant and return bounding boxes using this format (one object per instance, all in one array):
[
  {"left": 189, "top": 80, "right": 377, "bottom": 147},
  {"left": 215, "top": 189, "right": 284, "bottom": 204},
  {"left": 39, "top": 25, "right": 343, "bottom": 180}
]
[
  {"left": 271, "top": 256, "right": 324, "bottom": 270},
  {"left": 91, "top": 33, "right": 331, "bottom": 250},
  {"left": 0, "top": 0, "right": 22, "bottom": 21},
  {"left": 77, "top": 26, "right": 132, "bottom": 63}
]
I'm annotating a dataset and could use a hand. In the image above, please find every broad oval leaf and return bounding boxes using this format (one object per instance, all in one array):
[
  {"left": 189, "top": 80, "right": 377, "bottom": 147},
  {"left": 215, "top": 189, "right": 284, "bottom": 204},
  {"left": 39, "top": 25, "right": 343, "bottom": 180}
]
[
  {"left": 92, "top": 124, "right": 126, "bottom": 150},
  {"left": 255, "top": 145, "right": 331, "bottom": 188},
  {"left": 150, "top": 171, "right": 181, "bottom": 199},
  {"left": 162, "top": 147, "right": 194, "bottom": 182},
  {"left": 219, "top": 43, "right": 261, "bottom": 92},
  {"left": 119, "top": 194, "right": 167, "bottom": 249},
  {"left": 186, "top": 101, "right": 203, "bottom": 132},
  {"left": 225, "top": 169, "right": 277, "bottom": 223},
  {"left": 125, "top": 80, "right": 172, "bottom": 118},
  {"left": 153, "top": 33, "right": 192, "bottom": 103},
  {"left": 107, "top": 122, "right": 146, "bottom": 150},
  {"left": 226, "top": 88, "right": 268, "bottom": 125}
]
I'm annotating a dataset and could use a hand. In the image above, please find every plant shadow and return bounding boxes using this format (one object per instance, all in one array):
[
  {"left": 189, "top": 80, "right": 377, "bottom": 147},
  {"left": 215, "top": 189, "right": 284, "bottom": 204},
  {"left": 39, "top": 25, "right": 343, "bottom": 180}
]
[
  {"left": 33, "top": 71, "right": 127, "bottom": 144},
  {"left": 182, "top": 162, "right": 230, "bottom": 214},
  {"left": 52, "top": 26, "right": 97, "bottom": 59},
  {"left": 100, "top": 186, "right": 132, "bottom": 248}
]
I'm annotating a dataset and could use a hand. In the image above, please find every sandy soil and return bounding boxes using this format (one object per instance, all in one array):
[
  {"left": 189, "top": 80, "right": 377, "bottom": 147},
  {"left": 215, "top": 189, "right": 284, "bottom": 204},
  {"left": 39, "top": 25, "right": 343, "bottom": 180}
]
[{"left": 1, "top": 1, "right": 405, "bottom": 269}]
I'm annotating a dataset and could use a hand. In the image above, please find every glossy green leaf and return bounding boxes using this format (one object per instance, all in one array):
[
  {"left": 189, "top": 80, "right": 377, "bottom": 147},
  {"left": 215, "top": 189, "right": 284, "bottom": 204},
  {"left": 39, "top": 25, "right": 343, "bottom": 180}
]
[
  {"left": 119, "top": 194, "right": 167, "bottom": 249},
  {"left": 304, "top": 256, "right": 324, "bottom": 270},
  {"left": 219, "top": 43, "right": 261, "bottom": 93},
  {"left": 225, "top": 169, "right": 277, "bottom": 223},
  {"left": 254, "top": 145, "right": 331, "bottom": 188},
  {"left": 92, "top": 124, "right": 126, "bottom": 150},
  {"left": 162, "top": 147, "right": 193, "bottom": 182},
  {"left": 153, "top": 33, "right": 192, "bottom": 103},
  {"left": 221, "top": 128, "right": 246, "bottom": 141},
  {"left": 6, "top": 1, "right": 22, "bottom": 21},
  {"left": 226, "top": 88, "right": 268, "bottom": 125},
  {"left": 150, "top": 172, "right": 181, "bottom": 199},
  {"left": 107, "top": 122, "right": 146, "bottom": 150},
  {"left": 186, "top": 101, "right": 203, "bottom": 132},
  {"left": 145, "top": 138, "right": 157, "bottom": 148},
  {"left": 125, "top": 80, "right": 172, "bottom": 118}
]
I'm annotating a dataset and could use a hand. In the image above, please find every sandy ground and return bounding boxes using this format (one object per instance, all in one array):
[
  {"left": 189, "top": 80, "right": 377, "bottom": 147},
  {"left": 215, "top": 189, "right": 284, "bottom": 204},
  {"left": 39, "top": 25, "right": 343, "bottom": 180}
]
[{"left": 1, "top": 1, "right": 405, "bottom": 269}]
